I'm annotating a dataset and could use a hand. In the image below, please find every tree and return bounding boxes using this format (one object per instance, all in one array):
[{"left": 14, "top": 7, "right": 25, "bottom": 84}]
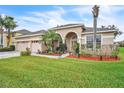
[
  {"left": 0, "top": 15, "right": 5, "bottom": 48},
  {"left": 43, "top": 30, "right": 62, "bottom": 52},
  {"left": 42, "top": 30, "right": 62, "bottom": 52},
  {"left": 4, "top": 16, "right": 17, "bottom": 47},
  {"left": 92, "top": 5, "right": 99, "bottom": 52}
]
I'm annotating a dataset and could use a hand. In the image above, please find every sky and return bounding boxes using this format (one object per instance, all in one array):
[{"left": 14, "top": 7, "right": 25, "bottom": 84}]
[{"left": 0, "top": 5, "right": 124, "bottom": 41}]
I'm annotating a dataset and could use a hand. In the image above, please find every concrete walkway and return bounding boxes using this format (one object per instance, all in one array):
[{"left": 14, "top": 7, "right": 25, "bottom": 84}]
[
  {"left": 0, "top": 51, "right": 20, "bottom": 59},
  {"left": 32, "top": 53, "right": 70, "bottom": 59},
  {"left": 0, "top": 52, "right": 69, "bottom": 59}
]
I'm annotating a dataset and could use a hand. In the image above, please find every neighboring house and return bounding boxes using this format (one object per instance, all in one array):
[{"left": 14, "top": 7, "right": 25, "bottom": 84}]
[
  {"left": 15, "top": 24, "right": 118, "bottom": 53},
  {"left": 0, "top": 29, "right": 30, "bottom": 48}
]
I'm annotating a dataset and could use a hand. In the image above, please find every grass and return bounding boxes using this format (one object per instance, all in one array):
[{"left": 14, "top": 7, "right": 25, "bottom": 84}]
[{"left": 0, "top": 47, "right": 124, "bottom": 87}]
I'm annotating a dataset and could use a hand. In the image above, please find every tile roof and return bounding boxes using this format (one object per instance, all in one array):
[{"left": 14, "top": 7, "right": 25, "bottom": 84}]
[
  {"left": 14, "top": 29, "right": 31, "bottom": 35},
  {"left": 51, "top": 23, "right": 84, "bottom": 30},
  {"left": 84, "top": 27, "right": 117, "bottom": 32}
]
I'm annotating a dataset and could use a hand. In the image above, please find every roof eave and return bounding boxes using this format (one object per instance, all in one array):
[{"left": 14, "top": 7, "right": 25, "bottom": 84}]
[
  {"left": 81, "top": 30, "right": 117, "bottom": 35},
  {"left": 51, "top": 25, "right": 84, "bottom": 30}
]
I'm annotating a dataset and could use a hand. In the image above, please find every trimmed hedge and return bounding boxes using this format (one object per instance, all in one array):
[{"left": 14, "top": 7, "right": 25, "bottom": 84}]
[{"left": 0, "top": 45, "right": 15, "bottom": 52}]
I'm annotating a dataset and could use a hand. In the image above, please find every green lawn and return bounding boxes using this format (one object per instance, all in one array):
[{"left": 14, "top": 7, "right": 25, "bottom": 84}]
[{"left": 0, "top": 48, "right": 124, "bottom": 88}]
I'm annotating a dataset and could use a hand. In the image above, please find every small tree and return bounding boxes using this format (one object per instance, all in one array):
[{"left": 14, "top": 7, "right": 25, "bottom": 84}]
[{"left": 73, "top": 42, "right": 80, "bottom": 58}]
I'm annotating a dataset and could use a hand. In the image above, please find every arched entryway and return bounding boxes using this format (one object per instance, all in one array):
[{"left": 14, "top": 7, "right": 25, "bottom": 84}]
[{"left": 65, "top": 32, "right": 77, "bottom": 51}]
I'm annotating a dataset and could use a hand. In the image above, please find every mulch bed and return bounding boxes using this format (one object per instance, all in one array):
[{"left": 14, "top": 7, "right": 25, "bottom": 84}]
[{"left": 67, "top": 55, "right": 120, "bottom": 62}]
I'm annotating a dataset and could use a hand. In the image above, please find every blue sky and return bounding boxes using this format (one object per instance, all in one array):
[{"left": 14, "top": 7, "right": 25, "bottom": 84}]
[{"left": 0, "top": 5, "right": 124, "bottom": 41}]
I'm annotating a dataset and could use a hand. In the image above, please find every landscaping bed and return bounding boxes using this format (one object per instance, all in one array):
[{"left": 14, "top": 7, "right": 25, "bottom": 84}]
[{"left": 67, "top": 54, "right": 120, "bottom": 61}]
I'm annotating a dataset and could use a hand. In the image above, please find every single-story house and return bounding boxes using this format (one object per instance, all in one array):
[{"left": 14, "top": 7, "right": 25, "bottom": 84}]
[{"left": 15, "top": 24, "right": 118, "bottom": 53}]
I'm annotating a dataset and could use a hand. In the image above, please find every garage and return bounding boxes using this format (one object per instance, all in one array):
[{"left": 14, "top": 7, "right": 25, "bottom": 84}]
[
  {"left": 16, "top": 41, "right": 29, "bottom": 51},
  {"left": 31, "top": 40, "right": 42, "bottom": 53},
  {"left": 15, "top": 31, "right": 45, "bottom": 53}
]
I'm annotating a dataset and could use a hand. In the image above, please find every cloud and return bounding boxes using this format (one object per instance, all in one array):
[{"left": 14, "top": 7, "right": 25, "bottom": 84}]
[
  {"left": 15, "top": 6, "right": 82, "bottom": 31},
  {"left": 71, "top": 5, "right": 92, "bottom": 17},
  {"left": 15, "top": 6, "right": 67, "bottom": 31}
]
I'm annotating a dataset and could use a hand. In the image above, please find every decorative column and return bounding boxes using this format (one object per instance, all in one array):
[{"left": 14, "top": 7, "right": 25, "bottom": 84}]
[
  {"left": 62, "top": 37, "right": 65, "bottom": 44},
  {"left": 77, "top": 36, "right": 82, "bottom": 51},
  {"left": 28, "top": 41, "right": 31, "bottom": 49}
]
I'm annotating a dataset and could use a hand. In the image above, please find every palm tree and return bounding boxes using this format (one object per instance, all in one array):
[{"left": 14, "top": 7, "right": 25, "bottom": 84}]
[
  {"left": 92, "top": 5, "right": 99, "bottom": 52},
  {"left": 0, "top": 15, "right": 5, "bottom": 48},
  {"left": 4, "top": 16, "right": 17, "bottom": 47},
  {"left": 42, "top": 30, "right": 62, "bottom": 52},
  {"left": 42, "top": 31, "right": 50, "bottom": 50}
]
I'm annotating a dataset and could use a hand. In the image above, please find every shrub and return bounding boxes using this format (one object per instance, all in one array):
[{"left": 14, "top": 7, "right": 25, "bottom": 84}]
[
  {"left": 10, "top": 45, "right": 15, "bottom": 51},
  {"left": 110, "top": 46, "right": 119, "bottom": 59},
  {"left": 111, "top": 50, "right": 118, "bottom": 58},
  {"left": 0, "top": 47, "right": 14, "bottom": 52},
  {"left": 21, "top": 48, "right": 31, "bottom": 56},
  {"left": 73, "top": 42, "right": 80, "bottom": 57},
  {"left": 80, "top": 50, "right": 86, "bottom": 55},
  {"left": 80, "top": 50, "right": 92, "bottom": 57},
  {"left": 0, "top": 45, "right": 15, "bottom": 52},
  {"left": 56, "top": 43, "right": 67, "bottom": 54},
  {"left": 48, "top": 51, "right": 53, "bottom": 55},
  {"left": 85, "top": 52, "right": 92, "bottom": 57}
]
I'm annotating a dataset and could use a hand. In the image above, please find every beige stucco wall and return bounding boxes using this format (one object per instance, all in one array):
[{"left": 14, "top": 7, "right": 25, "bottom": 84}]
[
  {"left": 16, "top": 35, "right": 41, "bottom": 42},
  {"left": 55, "top": 26, "right": 83, "bottom": 43},
  {"left": 12, "top": 32, "right": 23, "bottom": 45},
  {"left": 101, "top": 32, "right": 114, "bottom": 45}
]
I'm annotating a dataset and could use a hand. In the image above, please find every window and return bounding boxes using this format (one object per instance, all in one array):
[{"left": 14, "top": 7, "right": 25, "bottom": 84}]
[
  {"left": 86, "top": 35, "right": 101, "bottom": 49},
  {"left": 96, "top": 35, "right": 101, "bottom": 48},
  {"left": 86, "top": 35, "right": 93, "bottom": 48}
]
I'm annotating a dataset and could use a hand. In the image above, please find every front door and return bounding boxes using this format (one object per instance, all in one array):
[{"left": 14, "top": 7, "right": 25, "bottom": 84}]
[
  {"left": 65, "top": 32, "right": 77, "bottom": 52},
  {"left": 71, "top": 40, "right": 77, "bottom": 51}
]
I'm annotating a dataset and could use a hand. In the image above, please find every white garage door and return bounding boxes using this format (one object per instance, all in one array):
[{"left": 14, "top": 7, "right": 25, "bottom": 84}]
[
  {"left": 16, "top": 41, "right": 29, "bottom": 51},
  {"left": 31, "top": 41, "right": 41, "bottom": 53}
]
